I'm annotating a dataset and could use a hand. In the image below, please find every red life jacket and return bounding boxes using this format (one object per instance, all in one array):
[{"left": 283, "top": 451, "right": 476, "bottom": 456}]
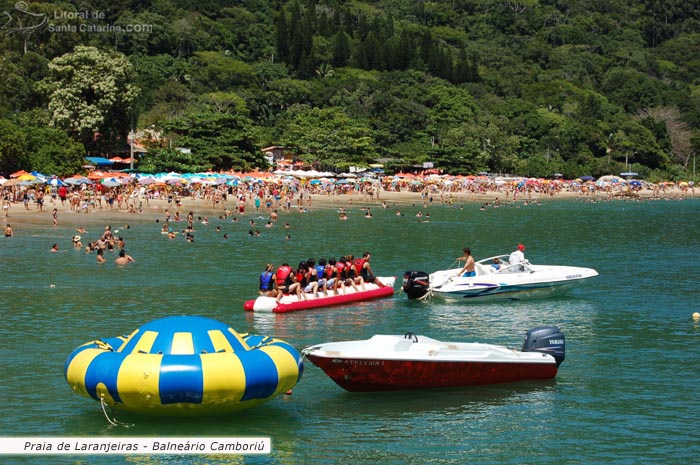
[
  {"left": 354, "top": 258, "right": 366, "bottom": 275},
  {"left": 324, "top": 264, "right": 335, "bottom": 279},
  {"left": 276, "top": 265, "right": 292, "bottom": 286},
  {"left": 336, "top": 262, "right": 346, "bottom": 279}
]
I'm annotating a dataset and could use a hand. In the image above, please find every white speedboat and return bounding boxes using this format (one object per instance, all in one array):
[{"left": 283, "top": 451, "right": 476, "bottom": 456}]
[
  {"left": 403, "top": 255, "right": 598, "bottom": 302},
  {"left": 303, "top": 326, "right": 565, "bottom": 392}
]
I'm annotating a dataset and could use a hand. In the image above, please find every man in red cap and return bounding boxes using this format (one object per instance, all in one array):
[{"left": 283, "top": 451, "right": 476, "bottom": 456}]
[{"left": 509, "top": 243, "right": 526, "bottom": 271}]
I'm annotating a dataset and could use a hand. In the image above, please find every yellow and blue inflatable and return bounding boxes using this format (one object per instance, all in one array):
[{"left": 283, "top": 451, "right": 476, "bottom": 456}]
[{"left": 64, "top": 315, "right": 303, "bottom": 415}]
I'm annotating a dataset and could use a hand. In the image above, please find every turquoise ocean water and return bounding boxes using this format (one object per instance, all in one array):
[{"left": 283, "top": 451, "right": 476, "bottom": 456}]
[{"left": 1, "top": 197, "right": 699, "bottom": 464}]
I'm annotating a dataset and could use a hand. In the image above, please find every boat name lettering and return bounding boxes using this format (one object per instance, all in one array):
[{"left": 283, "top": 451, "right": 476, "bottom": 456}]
[
  {"left": 566, "top": 274, "right": 582, "bottom": 279},
  {"left": 346, "top": 360, "right": 384, "bottom": 366}
]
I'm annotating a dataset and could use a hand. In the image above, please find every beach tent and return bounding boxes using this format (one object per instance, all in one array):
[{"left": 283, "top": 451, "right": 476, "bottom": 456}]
[{"left": 596, "top": 175, "right": 625, "bottom": 184}]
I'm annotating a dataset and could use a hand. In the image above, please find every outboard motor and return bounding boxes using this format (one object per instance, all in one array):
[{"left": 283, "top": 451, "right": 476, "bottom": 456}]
[
  {"left": 522, "top": 325, "right": 565, "bottom": 367},
  {"left": 402, "top": 271, "right": 430, "bottom": 300}
]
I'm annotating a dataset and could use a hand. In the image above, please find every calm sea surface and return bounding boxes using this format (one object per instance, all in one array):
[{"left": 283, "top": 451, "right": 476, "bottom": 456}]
[{"left": 1, "top": 197, "right": 699, "bottom": 465}]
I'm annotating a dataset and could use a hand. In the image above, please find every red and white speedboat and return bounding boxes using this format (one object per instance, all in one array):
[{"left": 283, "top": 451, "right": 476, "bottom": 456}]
[
  {"left": 302, "top": 326, "right": 564, "bottom": 391},
  {"left": 243, "top": 277, "right": 396, "bottom": 313}
]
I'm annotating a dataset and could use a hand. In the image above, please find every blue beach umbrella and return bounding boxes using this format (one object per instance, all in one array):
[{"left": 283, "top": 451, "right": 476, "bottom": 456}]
[
  {"left": 30, "top": 171, "right": 48, "bottom": 182},
  {"left": 46, "top": 177, "right": 66, "bottom": 187}
]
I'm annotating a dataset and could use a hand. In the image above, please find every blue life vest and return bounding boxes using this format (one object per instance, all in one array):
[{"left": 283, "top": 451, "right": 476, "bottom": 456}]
[{"left": 260, "top": 271, "right": 273, "bottom": 291}]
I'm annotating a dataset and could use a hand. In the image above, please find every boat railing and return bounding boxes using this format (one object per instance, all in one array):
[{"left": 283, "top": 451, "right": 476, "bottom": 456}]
[{"left": 494, "top": 260, "right": 532, "bottom": 274}]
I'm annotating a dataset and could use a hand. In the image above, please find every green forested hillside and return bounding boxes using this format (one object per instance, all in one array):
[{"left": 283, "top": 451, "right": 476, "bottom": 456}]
[{"left": 1, "top": 0, "right": 699, "bottom": 180}]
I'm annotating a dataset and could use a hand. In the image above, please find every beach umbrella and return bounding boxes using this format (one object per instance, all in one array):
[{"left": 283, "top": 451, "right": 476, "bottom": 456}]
[
  {"left": 64, "top": 176, "right": 93, "bottom": 185},
  {"left": 17, "top": 173, "right": 36, "bottom": 181},
  {"left": 101, "top": 177, "right": 123, "bottom": 187},
  {"left": 137, "top": 177, "right": 157, "bottom": 185},
  {"left": 46, "top": 177, "right": 66, "bottom": 187},
  {"left": 30, "top": 171, "right": 49, "bottom": 182},
  {"left": 597, "top": 175, "right": 625, "bottom": 184},
  {"left": 579, "top": 175, "right": 595, "bottom": 181}
]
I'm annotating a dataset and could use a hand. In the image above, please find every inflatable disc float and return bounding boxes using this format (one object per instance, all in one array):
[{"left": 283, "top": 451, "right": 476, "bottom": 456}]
[{"left": 64, "top": 315, "right": 303, "bottom": 415}]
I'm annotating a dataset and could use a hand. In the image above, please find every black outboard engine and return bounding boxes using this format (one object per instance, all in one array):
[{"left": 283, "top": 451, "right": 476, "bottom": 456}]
[
  {"left": 402, "top": 271, "right": 430, "bottom": 300},
  {"left": 522, "top": 325, "right": 565, "bottom": 367}
]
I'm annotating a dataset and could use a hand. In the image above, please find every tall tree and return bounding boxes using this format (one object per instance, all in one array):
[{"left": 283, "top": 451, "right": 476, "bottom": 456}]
[
  {"left": 332, "top": 30, "right": 351, "bottom": 68},
  {"left": 277, "top": 104, "right": 379, "bottom": 167},
  {"left": 39, "top": 46, "right": 140, "bottom": 154},
  {"left": 275, "top": 10, "right": 290, "bottom": 64},
  {"left": 162, "top": 101, "right": 263, "bottom": 171}
]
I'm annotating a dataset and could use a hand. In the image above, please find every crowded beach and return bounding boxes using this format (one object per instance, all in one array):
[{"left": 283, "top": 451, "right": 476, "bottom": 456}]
[{"left": 2, "top": 169, "right": 696, "bottom": 225}]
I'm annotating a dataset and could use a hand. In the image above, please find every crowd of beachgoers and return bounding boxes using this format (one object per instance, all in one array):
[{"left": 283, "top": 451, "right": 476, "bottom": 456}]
[
  {"left": 1, "top": 170, "right": 696, "bottom": 226},
  {"left": 1, "top": 170, "right": 696, "bottom": 278}
]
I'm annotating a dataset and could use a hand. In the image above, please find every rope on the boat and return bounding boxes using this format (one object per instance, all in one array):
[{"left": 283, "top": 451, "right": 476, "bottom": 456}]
[
  {"left": 416, "top": 288, "right": 434, "bottom": 301},
  {"left": 100, "top": 396, "right": 133, "bottom": 428}
]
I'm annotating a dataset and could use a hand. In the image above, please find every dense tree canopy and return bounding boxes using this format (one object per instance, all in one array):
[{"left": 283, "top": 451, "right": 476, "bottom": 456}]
[
  {"left": 0, "top": 0, "right": 699, "bottom": 179},
  {"left": 38, "top": 45, "right": 140, "bottom": 154}
]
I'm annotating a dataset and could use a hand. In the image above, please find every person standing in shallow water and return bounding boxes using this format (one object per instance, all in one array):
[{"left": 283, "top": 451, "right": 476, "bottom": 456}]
[{"left": 115, "top": 249, "right": 135, "bottom": 265}]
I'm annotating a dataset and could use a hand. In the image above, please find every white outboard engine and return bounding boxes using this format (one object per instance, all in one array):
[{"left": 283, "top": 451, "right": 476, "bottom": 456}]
[
  {"left": 402, "top": 271, "right": 430, "bottom": 299},
  {"left": 522, "top": 326, "right": 565, "bottom": 367}
]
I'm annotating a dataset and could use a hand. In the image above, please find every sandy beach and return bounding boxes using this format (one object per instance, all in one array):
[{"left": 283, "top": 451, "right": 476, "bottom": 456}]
[{"left": 0, "top": 186, "right": 695, "bottom": 231}]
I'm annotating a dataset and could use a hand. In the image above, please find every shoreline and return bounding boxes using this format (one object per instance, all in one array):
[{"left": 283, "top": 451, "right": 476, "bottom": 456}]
[{"left": 1, "top": 188, "right": 695, "bottom": 228}]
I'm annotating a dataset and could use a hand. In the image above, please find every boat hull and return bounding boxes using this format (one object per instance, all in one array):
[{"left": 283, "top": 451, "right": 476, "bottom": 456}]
[
  {"left": 303, "top": 331, "right": 563, "bottom": 392},
  {"left": 305, "top": 355, "right": 557, "bottom": 392},
  {"left": 433, "top": 278, "right": 587, "bottom": 301},
  {"left": 244, "top": 277, "right": 395, "bottom": 313},
  {"left": 427, "top": 264, "right": 598, "bottom": 302}
]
